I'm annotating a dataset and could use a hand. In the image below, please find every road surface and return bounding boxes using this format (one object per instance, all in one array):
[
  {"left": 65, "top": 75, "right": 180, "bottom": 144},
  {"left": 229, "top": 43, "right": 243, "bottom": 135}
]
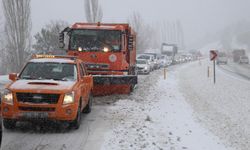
[{"left": 1, "top": 60, "right": 248, "bottom": 150}]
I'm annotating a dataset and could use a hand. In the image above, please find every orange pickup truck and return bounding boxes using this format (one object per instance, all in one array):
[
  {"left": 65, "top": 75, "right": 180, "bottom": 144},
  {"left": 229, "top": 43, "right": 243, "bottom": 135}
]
[{"left": 1, "top": 55, "right": 93, "bottom": 129}]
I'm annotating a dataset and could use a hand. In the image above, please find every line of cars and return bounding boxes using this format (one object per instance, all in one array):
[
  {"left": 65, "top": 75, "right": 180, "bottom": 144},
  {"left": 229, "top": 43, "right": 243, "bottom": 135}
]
[
  {"left": 136, "top": 52, "right": 197, "bottom": 75},
  {"left": 215, "top": 50, "right": 249, "bottom": 65},
  {"left": 172, "top": 53, "right": 195, "bottom": 64},
  {"left": 136, "top": 53, "right": 171, "bottom": 75}
]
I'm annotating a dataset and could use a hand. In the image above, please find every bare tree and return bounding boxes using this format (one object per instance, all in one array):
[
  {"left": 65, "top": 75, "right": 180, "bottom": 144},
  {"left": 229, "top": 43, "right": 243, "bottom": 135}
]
[
  {"left": 160, "top": 20, "right": 185, "bottom": 50},
  {"left": 0, "top": 8, "right": 5, "bottom": 74},
  {"left": 128, "top": 12, "right": 155, "bottom": 53},
  {"left": 84, "top": 0, "right": 103, "bottom": 23},
  {"left": 176, "top": 20, "right": 185, "bottom": 49},
  {"left": 2, "top": 0, "right": 32, "bottom": 72},
  {"left": 33, "top": 20, "right": 68, "bottom": 54}
]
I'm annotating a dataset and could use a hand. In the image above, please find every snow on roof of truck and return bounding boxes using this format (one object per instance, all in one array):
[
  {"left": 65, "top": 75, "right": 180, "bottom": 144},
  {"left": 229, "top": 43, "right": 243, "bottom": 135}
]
[
  {"left": 30, "top": 58, "right": 75, "bottom": 63},
  {"left": 71, "top": 23, "right": 129, "bottom": 30}
]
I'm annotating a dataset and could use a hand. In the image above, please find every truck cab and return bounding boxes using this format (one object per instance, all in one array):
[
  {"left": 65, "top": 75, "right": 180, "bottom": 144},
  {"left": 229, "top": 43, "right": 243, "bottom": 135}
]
[
  {"left": 59, "top": 23, "right": 137, "bottom": 96},
  {"left": 1, "top": 55, "right": 93, "bottom": 129}
]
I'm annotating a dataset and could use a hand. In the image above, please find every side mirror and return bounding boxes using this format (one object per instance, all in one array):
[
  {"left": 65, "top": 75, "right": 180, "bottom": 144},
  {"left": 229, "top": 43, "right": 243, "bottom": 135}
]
[
  {"left": 59, "top": 32, "right": 65, "bottom": 49},
  {"left": 59, "top": 42, "right": 65, "bottom": 49},
  {"left": 9, "top": 73, "right": 17, "bottom": 81}
]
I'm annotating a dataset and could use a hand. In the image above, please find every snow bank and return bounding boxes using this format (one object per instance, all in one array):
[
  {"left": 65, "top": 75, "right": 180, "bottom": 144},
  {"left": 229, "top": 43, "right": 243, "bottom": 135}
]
[
  {"left": 178, "top": 60, "right": 250, "bottom": 150},
  {"left": 101, "top": 67, "right": 231, "bottom": 150}
]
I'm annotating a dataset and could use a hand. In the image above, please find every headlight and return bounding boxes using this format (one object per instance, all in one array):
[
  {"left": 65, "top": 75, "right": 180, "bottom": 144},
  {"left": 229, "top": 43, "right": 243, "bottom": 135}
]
[
  {"left": 103, "top": 47, "right": 109, "bottom": 52},
  {"left": 78, "top": 47, "right": 83, "bottom": 52},
  {"left": 63, "top": 92, "right": 75, "bottom": 105},
  {"left": 144, "top": 66, "right": 148, "bottom": 70},
  {"left": 2, "top": 89, "right": 13, "bottom": 105}
]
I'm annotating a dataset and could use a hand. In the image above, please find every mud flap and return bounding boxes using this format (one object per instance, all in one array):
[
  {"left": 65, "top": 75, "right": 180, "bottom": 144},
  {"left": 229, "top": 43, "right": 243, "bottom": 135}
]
[{"left": 93, "top": 75, "right": 137, "bottom": 85}]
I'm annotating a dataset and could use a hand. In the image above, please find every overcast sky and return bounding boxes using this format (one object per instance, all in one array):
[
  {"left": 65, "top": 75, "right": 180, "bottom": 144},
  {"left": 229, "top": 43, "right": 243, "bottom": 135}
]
[{"left": 5, "top": 0, "right": 250, "bottom": 48}]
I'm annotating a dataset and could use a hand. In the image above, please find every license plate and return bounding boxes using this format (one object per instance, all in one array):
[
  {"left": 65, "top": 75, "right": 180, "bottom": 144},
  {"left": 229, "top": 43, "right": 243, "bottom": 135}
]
[{"left": 22, "top": 112, "right": 48, "bottom": 118}]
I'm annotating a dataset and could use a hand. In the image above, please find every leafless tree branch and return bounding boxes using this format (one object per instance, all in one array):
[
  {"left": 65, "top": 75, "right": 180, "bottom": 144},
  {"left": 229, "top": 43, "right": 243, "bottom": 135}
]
[
  {"left": 84, "top": 0, "right": 103, "bottom": 23},
  {"left": 2, "top": 0, "right": 32, "bottom": 72}
]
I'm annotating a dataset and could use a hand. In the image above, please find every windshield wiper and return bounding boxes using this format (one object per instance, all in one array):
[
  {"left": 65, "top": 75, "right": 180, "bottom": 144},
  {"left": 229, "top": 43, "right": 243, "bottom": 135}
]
[
  {"left": 52, "top": 78, "right": 68, "bottom": 81},
  {"left": 20, "top": 76, "right": 37, "bottom": 80},
  {"left": 43, "top": 77, "right": 68, "bottom": 81}
]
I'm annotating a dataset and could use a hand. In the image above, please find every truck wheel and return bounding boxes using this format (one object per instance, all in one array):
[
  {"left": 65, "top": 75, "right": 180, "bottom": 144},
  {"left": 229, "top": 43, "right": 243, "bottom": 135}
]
[
  {"left": 70, "top": 105, "right": 81, "bottom": 129},
  {"left": 3, "top": 119, "right": 16, "bottom": 129},
  {"left": 83, "top": 93, "right": 93, "bottom": 114}
]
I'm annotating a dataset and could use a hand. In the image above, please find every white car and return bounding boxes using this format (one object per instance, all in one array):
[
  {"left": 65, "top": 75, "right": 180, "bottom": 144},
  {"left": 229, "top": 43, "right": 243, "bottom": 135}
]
[
  {"left": 136, "top": 59, "right": 151, "bottom": 74},
  {"left": 144, "top": 53, "right": 161, "bottom": 69},
  {"left": 137, "top": 54, "right": 154, "bottom": 71},
  {"left": 159, "top": 55, "right": 171, "bottom": 67},
  {"left": 239, "top": 56, "right": 249, "bottom": 64}
]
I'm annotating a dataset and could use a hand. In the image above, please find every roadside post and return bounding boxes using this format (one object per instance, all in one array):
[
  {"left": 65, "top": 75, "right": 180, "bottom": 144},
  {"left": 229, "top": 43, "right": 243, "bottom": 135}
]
[
  {"left": 164, "top": 67, "right": 167, "bottom": 80},
  {"left": 210, "top": 50, "right": 218, "bottom": 84},
  {"left": 207, "top": 66, "right": 210, "bottom": 78}
]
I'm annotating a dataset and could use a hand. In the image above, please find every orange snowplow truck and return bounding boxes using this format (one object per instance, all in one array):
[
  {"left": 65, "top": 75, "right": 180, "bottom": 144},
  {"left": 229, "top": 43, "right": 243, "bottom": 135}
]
[{"left": 59, "top": 22, "right": 137, "bottom": 96}]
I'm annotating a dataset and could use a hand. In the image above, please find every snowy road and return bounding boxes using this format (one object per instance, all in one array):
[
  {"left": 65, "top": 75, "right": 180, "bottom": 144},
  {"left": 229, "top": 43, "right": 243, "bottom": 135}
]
[
  {"left": 1, "top": 104, "right": 113, "bottom": 150},
  {"left": 179, "top": 59, "right": 250, "bottom": 150},
  {"left": 217, "top": 61, "right": 250, "bottom": 80},
  {"left": 0, "top": 62, "right": 241, "bottom": 150}
]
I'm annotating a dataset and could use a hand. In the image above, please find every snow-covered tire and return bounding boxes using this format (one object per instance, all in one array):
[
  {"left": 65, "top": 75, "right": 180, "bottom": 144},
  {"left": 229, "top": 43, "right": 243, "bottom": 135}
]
[
  {"left": 3, "top": 119, "right": 16, "bottom": 129},
  {"left": 83, "top": 93, "right": 93, "bottom": 114}
]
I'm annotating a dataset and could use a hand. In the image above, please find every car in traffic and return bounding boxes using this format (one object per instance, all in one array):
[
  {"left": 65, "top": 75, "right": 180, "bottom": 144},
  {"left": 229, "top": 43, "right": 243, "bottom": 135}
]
[
  {"left": 143, "top": 53, "right": 161, "bottom": 69},
  {"left": 137, "top": 54, "right": 155, "bottom": 71},
  {"left": 1, "top": 55, "right": 93, "bottom": 130},
  {"left": 159, "top": 55, "right": 172, "bottom": 67},
  {"left": 217, "top": 52, "right": 228, "bottom": 64},
  {"left": 136, "top": 59, "right": 151, "bottom": 75},
  {"left": 239, "top": 55, "right": 249, "bottom": 64}
]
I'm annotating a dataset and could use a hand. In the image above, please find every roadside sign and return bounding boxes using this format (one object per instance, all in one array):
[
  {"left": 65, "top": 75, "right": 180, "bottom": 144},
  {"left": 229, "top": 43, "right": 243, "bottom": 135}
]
[
  {"left": 209, "top": 50, "right": 217, "bottom": 84},
  {"left": 210, "top": 50, "right": 217, "bottom": 61}
]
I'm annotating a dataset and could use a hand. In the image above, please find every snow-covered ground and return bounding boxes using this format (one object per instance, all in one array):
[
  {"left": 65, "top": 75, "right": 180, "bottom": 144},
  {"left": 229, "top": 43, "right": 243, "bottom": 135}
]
[
  {"left": 1, "top": 61, "right": 247, "bottom": 150},
  {"left": 101, "top": 66, "right": 232, "bottom": 150},
  {"left": 179, "top": 59, "right": 250, "bottom": 150},
  {"left": 218, "top": 61, "right": 250, "bottom": 80}
]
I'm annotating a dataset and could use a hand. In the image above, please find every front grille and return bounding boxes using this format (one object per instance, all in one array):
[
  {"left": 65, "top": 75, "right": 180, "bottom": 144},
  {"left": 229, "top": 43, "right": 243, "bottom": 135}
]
[
  {"left": 16, "top": 93, "right": 60, "bottom": 104},
  {"left": 19, "top": 106, "right": 55, "bottom": 112},
  {"left": 137, "top": 67, "right": 144, "bottom": 70}
]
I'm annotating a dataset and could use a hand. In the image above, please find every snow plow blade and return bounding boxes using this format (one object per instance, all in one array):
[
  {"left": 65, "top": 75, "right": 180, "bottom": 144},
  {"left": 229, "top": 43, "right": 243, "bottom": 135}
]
[
  {"left": 93, "top": 75, "right": 137, "bottom": 85},
  {"left": 92, "top": 75, "right": 137, "bottom": 96}
]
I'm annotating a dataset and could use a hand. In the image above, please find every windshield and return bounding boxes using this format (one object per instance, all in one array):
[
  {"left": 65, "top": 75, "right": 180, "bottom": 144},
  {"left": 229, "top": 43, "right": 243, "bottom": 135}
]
[
  {"left": 19, "top": 62, "right": 77, "bottom": 81},
  {"left": 241, "top": 56, "right": 248, "bottom": 59},
  {"left": 137, "top": 55, "right": 150, "bottom": 60},
  {"left": 137, "top": 60, "right": 147, "bottom": 64},
  {"left": 69, "top": 29, "right": 122, "bottom": 52},
  {"left": 164, "top": 51, "right": 174, "bottom": 56},
  {"left": 218, "top": 53, "right": 226, "bottom": 57}
]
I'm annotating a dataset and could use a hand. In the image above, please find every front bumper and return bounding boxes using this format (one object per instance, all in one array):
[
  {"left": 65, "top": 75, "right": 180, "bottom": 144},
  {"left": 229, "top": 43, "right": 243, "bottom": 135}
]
[
  {"left": 93, "top": 75, "right": 138, "bottom": 85},
  {"left": 240, "top": 60, "right": 249, "bottom": 64},
  {"left": 1, "top": 101, "right": 78, "bottom": 121},
  {"left": 138, "top": 69, "right": 150, "bottom": 74}
]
